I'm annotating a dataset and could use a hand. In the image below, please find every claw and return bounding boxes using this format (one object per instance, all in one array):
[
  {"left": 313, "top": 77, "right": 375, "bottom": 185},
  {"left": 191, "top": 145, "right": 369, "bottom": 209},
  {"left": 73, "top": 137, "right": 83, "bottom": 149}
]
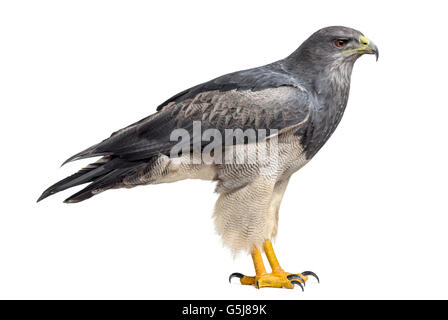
[
  {"left": 255, "top": 280, "right": 260, "bottom": 289},
  {"left": 287, "top": 274, "right": 306, "bottom": 286},
  {"left": 290, "top": 280, "right": 304, "bottom": 291},
  {"left": 302, "top": 271, "right": 320, "bottom": 283},
  {"left": 229, "top": 272, "right": 245, "bottom": 283}
]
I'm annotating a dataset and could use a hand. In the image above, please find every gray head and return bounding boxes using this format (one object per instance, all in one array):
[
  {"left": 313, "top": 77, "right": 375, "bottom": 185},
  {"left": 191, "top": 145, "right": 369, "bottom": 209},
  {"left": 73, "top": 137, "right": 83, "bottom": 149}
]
[{"left": 285, "top": 26, "right": 378, "bottom": 75}]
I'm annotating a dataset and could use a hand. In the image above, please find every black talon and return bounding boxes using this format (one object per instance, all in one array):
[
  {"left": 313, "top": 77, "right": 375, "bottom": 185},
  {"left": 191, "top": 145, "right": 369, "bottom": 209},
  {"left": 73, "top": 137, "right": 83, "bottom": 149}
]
[
  {"left": 255, "top": 281, "right": 260, "bottom": 289},
  {"left": 229, "top": 272, "right": 245, "bottom": 283},
  {"left": 290, "top": 280, "right": 304, "bottom": 291},
  {"left": 302, "top": 271, "right": 320, "bottom": 283},
  {"left": 287, "top": 274, "right": 306, "bottom": 286}
]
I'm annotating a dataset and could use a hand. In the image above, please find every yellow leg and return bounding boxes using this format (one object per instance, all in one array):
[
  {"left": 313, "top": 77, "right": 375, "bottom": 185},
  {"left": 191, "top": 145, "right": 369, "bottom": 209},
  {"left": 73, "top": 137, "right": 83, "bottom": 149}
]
[
  {"left": 263, "top": 240, "right": 283, "bottom": 273},
  {"left": 252, "top": 246, "right": 267, "bottom": 275},
  {"left": 229, "top": 240, "right": 319, "bottom": 290},
  {"left": 238, "top": 246, "right": 266, "bottom": 285}
]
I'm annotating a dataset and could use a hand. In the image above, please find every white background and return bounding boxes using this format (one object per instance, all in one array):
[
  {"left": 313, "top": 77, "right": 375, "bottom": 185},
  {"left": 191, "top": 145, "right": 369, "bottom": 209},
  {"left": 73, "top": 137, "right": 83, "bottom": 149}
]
[{"left": 1, "top": 0, "right": 447, "bottom": 300}]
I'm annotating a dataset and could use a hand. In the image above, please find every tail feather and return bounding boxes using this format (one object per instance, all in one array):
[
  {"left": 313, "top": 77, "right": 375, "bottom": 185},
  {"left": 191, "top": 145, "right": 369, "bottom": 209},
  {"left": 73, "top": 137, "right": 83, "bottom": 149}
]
[
  {"left": 60, "top": 143, "right": 107, "bottom": 166},
  {"left": 63, "top": 168, "right": 124, "bottom": 203},
  {"left": 37, "top": 156, "right": 145, "bottom": 203}
]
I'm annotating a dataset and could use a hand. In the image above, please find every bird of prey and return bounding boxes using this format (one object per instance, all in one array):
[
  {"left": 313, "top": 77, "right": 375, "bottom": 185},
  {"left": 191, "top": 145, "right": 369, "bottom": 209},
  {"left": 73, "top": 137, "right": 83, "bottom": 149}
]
[{"left": 38, "top": 26, "right": 378, "bottom": 290}]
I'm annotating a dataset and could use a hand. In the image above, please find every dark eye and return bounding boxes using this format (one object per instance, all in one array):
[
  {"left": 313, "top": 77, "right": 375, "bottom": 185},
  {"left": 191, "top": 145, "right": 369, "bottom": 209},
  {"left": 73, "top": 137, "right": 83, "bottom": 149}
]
[{"left": 334, "top": 39, "right": 349, "bottom": 48}]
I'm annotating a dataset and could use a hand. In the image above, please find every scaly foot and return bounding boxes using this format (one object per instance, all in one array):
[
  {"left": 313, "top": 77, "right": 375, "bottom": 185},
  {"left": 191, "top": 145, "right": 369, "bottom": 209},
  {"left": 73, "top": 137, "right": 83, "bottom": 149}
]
[{"left": 229, "top": 270, "right": 319, "bottom": 290}]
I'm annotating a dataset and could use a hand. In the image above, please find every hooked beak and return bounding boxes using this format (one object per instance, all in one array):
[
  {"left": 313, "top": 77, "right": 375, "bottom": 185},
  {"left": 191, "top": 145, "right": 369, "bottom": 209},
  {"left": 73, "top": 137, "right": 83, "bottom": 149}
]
[
  {"left": 344, "top": 35, "right": 379, "bottom": 61},
  {"left": 360, "top": 35, "right": 379, "bottom": 61}
]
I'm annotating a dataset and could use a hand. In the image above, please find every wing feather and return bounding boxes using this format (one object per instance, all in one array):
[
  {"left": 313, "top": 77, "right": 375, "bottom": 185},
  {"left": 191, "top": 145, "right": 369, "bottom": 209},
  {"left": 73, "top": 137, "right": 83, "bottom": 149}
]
[{"left": 63, "top": 64, "right": 311, "bottom": 164}]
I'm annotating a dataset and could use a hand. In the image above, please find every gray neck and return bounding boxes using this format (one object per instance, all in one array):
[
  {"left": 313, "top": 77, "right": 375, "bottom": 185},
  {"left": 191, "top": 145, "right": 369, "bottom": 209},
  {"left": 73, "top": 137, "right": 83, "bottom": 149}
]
[
  {"left": 282, "top": 49, "right": 356, "bottom": 158},
  {"left": 284, "top": 46, "right": 355, "bottom": 97}
]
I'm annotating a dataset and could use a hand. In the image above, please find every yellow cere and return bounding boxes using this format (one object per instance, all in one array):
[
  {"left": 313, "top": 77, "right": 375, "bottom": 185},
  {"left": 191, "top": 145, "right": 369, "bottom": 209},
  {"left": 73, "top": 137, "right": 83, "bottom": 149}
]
[
  {"left": 342, "top": 35, "right": 370, "bottom": 54},
  {"left": 359, "top": 36, "right": 370, "bottom": 46}
]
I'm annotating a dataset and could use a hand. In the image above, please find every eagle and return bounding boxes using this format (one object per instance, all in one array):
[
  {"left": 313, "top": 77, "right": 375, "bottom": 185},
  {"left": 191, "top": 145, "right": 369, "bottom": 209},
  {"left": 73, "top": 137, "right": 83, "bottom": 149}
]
[{"left": 38, "top": 26, "right": 378, "bottom": 290}]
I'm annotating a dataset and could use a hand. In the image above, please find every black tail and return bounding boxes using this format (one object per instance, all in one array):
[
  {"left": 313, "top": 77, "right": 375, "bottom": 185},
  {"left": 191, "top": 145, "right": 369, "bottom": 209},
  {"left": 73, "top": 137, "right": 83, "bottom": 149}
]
[{"left": 37, "top": 156, "right": 145, "bottom": 203}]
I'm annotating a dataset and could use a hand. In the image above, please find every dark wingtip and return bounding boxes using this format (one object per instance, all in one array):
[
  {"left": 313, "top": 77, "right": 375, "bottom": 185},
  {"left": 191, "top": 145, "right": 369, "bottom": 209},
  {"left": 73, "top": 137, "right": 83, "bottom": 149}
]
[
  {"left": 60, "top": 143, "right": 105, "bottom": 167},
  {"left": 63, "top": 195, "right": 85, "bottom": 203},
  {"left": 63, "top": 187, "right": 97, "bottom": 204},
  {"left": 36, "top": 188, "right": 55, "bottom": 203},
  {"left": 63, "top": 198, "right": 77, "bottom": 204},
  {"left": 60, "top": 150, "right": 88, "bottom": 167},
  {"left": 60, "top": 156, "right": 78, "bottom": 167}
]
